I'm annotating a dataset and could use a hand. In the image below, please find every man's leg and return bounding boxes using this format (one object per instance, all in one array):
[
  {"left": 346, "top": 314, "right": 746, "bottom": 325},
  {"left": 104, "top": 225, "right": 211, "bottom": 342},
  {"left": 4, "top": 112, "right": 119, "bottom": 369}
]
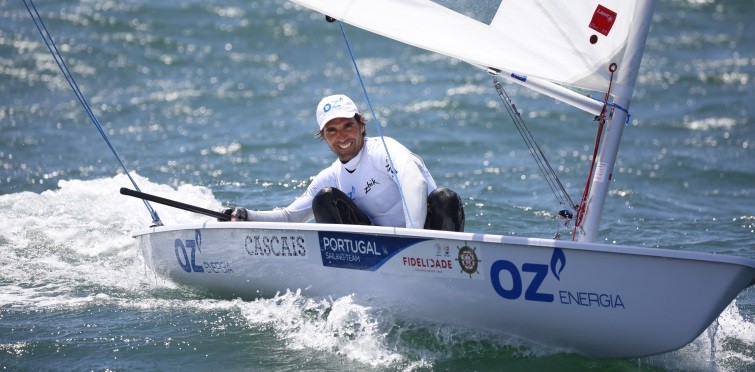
[
  {"left": 424, "top": 188, "right": 465, "bottom": 232},
  {"left": 312, "top": 187, "right": 372, "bottom": 225}
]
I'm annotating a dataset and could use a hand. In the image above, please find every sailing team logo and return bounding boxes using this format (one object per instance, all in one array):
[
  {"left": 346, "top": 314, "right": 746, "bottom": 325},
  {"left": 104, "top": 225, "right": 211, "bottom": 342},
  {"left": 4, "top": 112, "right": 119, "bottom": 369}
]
[{"left": 456, "top": 245, "right": 480, "bottom": 278}]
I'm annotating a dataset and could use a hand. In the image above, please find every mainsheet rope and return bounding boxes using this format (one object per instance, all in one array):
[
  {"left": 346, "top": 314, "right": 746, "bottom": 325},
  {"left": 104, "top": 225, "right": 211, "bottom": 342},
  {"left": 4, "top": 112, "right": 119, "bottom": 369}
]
[
  {"left": 23, "top": 0, "right": 162, "bottom": 226},
  {"left": 332, "top": 18, "right": 417, "bottom": 228}
]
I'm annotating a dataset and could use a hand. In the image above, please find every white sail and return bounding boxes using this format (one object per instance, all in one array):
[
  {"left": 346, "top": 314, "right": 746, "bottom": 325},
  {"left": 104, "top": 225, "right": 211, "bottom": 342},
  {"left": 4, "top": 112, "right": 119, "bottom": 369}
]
[{"left": 291, "top": 0, "right": 649, "bottom": 94}]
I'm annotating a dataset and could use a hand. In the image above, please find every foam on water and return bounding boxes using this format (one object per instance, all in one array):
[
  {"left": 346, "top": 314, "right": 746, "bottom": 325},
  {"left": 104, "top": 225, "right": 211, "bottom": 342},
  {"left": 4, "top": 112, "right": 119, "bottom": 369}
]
[
  {"left": 0, "top": 174, "right": 215, "bottom": 309},
  {"left": 236, "top": 290, "right": 410, "bottom": 368},
  {"left": 230, "top": 288, "right": 563, "bottom": 370}
]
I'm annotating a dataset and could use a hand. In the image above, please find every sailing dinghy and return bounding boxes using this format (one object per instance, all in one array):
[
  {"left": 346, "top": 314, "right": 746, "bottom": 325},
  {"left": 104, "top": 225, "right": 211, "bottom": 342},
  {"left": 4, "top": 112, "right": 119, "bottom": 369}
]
[{"left": 128, "top": 0, "right": 755, "bottom": 358}]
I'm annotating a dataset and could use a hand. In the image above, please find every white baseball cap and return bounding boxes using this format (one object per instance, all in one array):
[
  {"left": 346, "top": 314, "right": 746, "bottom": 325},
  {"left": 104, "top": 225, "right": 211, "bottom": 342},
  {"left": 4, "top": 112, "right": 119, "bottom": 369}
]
[{"left": 316, "top": 94, "right": 359, "bottom": 130}]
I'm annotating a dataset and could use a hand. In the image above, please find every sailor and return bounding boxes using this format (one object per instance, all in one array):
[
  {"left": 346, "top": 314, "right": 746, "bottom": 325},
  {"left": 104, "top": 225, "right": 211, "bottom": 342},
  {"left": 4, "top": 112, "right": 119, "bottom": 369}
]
[{"left": 221, "top": 94, "right": 464, "bottom": 231}]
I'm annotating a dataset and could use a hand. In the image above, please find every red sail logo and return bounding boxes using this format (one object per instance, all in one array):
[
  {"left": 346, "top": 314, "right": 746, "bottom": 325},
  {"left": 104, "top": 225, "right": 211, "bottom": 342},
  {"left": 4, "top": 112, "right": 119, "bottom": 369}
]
[{"left": 589, "top": 5, "right": 617, "bottom": 36}]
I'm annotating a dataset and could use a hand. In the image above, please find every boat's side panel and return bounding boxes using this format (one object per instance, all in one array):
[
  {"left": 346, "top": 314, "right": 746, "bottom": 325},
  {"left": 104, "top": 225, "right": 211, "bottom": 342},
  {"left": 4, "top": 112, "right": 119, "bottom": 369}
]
[{"left": 136, "top": 225, "right": 755, "bottom": 358}]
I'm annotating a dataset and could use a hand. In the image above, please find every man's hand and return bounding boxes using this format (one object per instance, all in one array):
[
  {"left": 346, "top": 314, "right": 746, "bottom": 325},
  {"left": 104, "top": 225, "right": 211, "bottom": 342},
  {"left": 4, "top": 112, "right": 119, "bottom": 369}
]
[{"left": 219, "top": 207, "right": 248, "bottom": 221}]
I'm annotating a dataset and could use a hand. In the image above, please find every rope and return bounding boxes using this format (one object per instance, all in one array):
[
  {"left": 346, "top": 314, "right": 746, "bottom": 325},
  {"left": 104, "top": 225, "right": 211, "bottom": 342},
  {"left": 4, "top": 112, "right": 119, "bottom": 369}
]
[
  {"left": 590, "top": 98, "right": 631, "bottom": 124},
  {"left": 23, "top": 0, "right": 162, "bottom": 226},
  {"left": 334, "top": 20, "right": 416, "bottom": 228},
  {"left": 491, "top": 75, "right": 578, "bottom": 215}
]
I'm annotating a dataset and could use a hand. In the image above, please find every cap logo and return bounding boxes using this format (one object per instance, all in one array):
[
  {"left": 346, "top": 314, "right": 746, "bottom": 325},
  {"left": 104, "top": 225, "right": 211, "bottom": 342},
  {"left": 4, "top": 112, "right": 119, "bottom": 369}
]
[{"left": 316, "top": 95, "right": 358, "bottom": 130}]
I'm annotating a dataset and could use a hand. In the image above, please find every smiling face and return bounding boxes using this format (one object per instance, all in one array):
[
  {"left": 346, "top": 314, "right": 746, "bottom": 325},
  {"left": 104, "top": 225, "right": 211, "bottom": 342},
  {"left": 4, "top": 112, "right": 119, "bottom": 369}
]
[{"left": 321, "top": 115, "right": 366, "bottom": 163}]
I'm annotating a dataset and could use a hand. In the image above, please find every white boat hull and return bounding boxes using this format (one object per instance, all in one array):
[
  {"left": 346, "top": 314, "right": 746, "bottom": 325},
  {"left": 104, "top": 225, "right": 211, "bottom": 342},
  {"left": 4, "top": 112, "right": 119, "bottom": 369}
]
[{"left": 134, "top": 222, "right": 755, "bottom": 358}]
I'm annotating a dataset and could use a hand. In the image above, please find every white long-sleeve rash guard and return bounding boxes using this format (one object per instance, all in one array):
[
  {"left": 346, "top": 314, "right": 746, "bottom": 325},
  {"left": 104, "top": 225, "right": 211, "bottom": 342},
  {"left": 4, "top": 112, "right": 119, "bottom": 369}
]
[{"left": 246, "top": 136, "right": 437, "bottom": 228}]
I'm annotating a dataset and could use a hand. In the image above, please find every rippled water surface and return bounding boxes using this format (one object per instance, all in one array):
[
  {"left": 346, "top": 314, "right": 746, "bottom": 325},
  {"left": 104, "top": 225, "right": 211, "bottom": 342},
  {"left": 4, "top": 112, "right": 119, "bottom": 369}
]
[{"left": 1, "top": 0, "right": 753, "bottom": 370}]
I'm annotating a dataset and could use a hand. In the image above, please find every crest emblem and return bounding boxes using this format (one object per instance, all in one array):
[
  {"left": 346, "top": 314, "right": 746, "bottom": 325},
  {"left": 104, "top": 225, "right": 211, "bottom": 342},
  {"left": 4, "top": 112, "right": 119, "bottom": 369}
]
[{"left": 456, "top": 245, "right": 480, "bottom": 278}]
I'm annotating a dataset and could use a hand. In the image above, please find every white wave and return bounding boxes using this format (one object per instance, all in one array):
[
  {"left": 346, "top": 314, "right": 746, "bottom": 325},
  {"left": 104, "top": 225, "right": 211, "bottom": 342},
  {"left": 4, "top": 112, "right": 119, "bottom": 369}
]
[
  {"left": 0, "top": 173, "right": 221, "bottom": 309},
  {"left": 229, "top": 288, "right": 565, "bottom": 370},
  {"left": 236, "top": 289, "right": 409, "bottom": 368}
]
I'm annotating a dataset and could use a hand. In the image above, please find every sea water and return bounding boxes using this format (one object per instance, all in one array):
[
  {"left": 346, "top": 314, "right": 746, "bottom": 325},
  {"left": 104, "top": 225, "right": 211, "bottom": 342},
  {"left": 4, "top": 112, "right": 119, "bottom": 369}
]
[{"left": 1, "top": 0, "right": 753, "bottom": 370}]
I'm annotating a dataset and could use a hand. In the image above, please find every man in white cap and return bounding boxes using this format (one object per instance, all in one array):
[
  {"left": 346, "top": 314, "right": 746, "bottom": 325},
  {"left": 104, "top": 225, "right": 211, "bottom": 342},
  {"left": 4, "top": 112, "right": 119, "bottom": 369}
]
[{"left": 222, "top": 94, "right": 464, "bottom": 231}]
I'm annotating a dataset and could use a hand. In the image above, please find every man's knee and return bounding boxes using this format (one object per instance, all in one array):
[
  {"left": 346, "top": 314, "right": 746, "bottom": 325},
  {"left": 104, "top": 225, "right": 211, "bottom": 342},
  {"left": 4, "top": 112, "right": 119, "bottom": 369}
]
[
  {"left": 313, "top": 187, "right": 371, "bottom": 225},
  {"left": 312, "top": 187, "right": 340, "bottom": 209},
  {"left": 425, "top": 188, "right": 465, "bottom": 232}
]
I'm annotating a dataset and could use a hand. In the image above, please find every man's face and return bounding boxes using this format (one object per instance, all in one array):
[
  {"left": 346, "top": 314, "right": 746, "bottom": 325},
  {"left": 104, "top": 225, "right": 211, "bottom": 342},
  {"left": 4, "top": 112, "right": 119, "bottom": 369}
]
[{"left": 321, "top": 116, "right": 365, "bottom": 163}]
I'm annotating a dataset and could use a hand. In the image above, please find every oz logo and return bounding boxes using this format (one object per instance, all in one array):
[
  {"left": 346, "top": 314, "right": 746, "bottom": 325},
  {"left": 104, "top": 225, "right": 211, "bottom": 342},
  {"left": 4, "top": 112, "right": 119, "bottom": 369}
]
[
  {"left": 175, "top": 230, "right": 204, "bottom": 273},
  {"left": 490, "top": 248, "right": 566, "bottom": 303}
]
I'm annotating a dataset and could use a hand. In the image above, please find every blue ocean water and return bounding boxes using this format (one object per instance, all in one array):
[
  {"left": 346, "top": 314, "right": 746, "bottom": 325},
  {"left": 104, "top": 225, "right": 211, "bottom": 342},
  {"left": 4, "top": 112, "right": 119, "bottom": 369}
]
[{"left": 1, "top": 0, "right": 753, "bottom": 370}]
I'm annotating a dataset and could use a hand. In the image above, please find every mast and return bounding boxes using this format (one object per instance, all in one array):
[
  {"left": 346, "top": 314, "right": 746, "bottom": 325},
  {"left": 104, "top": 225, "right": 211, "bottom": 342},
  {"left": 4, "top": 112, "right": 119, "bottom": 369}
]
[{"left": 578, "top": 0, "right": 656, "bottom": 243}]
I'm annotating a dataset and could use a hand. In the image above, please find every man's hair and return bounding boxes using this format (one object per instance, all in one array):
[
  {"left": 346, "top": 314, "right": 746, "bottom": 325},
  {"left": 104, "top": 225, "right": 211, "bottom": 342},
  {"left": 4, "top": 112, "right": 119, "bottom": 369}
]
[{"left": 316, "top": 114, "right": 367, "bottom": 140}]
